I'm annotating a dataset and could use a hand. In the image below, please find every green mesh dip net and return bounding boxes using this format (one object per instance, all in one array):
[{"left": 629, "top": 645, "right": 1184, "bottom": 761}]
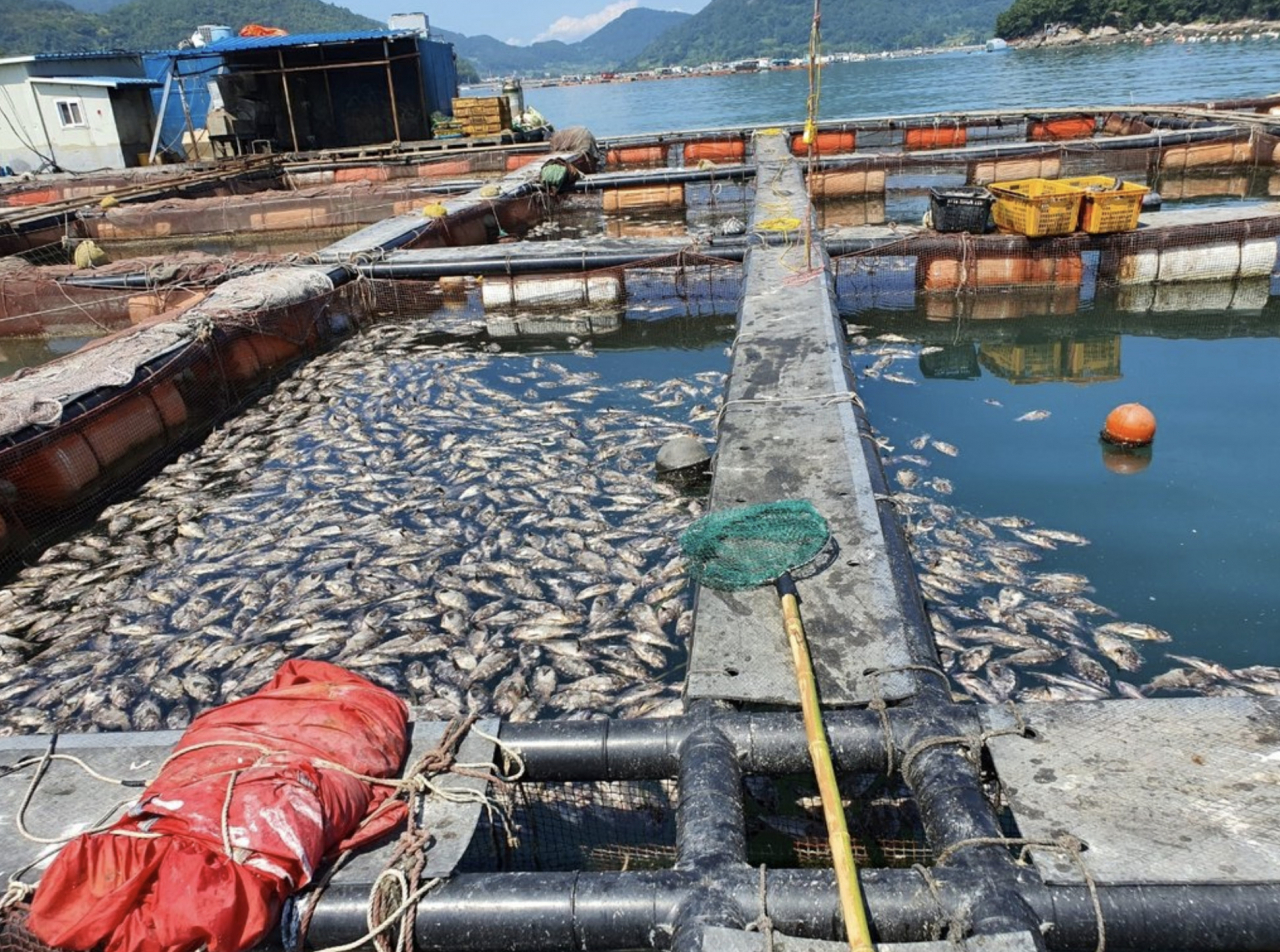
[{"left": 679, "top": 500, "right": 830, "bottom": 591}]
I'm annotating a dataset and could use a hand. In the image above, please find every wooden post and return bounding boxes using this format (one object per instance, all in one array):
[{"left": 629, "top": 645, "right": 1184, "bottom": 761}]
[
  {"left": 279, "top": 50, "right": 300, "bottom": 153},
  {"left": 384, "top": 38, "right": 402, "bottom": 144}
]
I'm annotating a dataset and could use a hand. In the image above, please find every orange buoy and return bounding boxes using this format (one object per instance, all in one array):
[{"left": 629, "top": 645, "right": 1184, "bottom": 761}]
[{"left": 1102, "top": 402, "right": 1156, "bottom": 446}]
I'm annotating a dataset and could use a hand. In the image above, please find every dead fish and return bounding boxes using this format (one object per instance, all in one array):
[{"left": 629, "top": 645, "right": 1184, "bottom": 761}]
[
  {"left": 1029, "top": 671, "right": 1110, "bottom": 700},
  {"left": 895, "top": 469, "right": 920, "bottom": 490},
  {"left": 952, "top": 672, "right": 1006, "bottom": 705},
  {"left": 1067, "top": 649, "right": 1111, "bottom": 687},
  {"left": 1096, "top": 621, "right": 1173, "bottom": 643},
  {"left": 1035, "top": 528, "right": 1090, "bottom": 546},
  {"left": 1001, "top": 646, "right": 1065, "bottom": 666},
  {"left": 1015, "top": 410, "right": 1051, "bottom": 422},
  {"left": 930, "top": 440, "right": 959, "bottom": 458},
  {"left": 1093, "top": 632, "right": 1143, "bottom": 672},
  {"left": 1029, "top": 573, "right": 1092, "bottom": 596},
  {"left": 1165, "top": 653, "right": 1234, "bottom": 681},
  {"left": 958, "top": 644, "right": 994, "bottom": 671}
]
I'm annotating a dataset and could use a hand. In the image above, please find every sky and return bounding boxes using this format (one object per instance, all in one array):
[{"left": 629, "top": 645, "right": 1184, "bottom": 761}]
[{"left": 343, "top": 0, "right": 713, "bottom": 45}]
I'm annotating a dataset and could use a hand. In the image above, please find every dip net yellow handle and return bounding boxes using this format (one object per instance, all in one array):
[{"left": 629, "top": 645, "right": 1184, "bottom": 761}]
[{"left": 781, "top": 585, "right": 875, "bottom": 952}]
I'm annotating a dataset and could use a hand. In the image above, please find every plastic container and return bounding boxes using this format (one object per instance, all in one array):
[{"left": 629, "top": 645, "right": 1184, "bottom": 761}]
[
  {"left": 1059, "top": 175, "right": 1149, "bottom": 233},
  {"left": 988, "top": 178, "right": 1084, "bottom": 238},
  {"left": 929, "top": 186, "right": 992, "bottom": 233}
]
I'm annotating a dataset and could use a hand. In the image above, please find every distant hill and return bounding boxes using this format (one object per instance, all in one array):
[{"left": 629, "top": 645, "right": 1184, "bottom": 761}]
[
  {"left": 995, "top": 0, "right": 1280, "bottom": 39},
  {"left": 0, "top": 0, "right": 112, "bottom": 55},
  {"left": 0, "top": 0, "right": 381, "bottom": 55},
  {"left": 60, "top": 0, "right": 128, "bottom": 12},
  {"left": 104, "top": 0, "right": 381, "bottom": 51},
  {"left": 3, "top": 0, "right": 689, "bottom": 77},
  {"left": 632, "top": 0, "right": 1007, "bottom": 65},
  {"left": 434, "top": 8, "right": 692, "bottom": 77}
]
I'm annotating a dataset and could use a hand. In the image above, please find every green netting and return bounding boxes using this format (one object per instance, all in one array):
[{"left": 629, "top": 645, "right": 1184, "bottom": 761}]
[{"left": 679, "top": 499, "right": 829, "bottom": 591}]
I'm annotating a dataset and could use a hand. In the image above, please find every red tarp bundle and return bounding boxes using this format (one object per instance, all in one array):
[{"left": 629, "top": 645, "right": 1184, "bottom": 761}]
[
  {"left": 28, "top": 660, "right": 410, "bottom": 952},
  {"left": 239, "top": 24, "right": 289, "bottom": 37}
]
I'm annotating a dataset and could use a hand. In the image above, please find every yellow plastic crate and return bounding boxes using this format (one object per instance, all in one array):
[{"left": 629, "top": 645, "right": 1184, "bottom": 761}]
[
  {"left": 1059, "top": 175, "right": 1149, "bottom": 234},
  {"left": 988, "top": 178, "right": 1084, "bottom": 238}
]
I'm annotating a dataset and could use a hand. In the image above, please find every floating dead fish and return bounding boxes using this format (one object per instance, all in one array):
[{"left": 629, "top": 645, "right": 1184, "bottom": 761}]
[
  {"left": 1093, "top": 632, "right": 1143, "bottom": 671},
  {"left": 1096, "top": 621, "right": 1174, "bottom": 643},
  {"left": 1015, "top": 410, "right": 1051, "bottom": 422}
]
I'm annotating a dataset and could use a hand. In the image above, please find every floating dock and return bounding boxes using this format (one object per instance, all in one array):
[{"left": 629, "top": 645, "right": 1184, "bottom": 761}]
[{"left": 3, "top": 102, "right": 1280, "bottom": 952}]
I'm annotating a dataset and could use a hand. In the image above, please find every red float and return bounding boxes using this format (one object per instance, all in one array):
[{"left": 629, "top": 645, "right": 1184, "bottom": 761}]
[{"left": 1102, "top": 402, "right": 1157, "bottom": 446}]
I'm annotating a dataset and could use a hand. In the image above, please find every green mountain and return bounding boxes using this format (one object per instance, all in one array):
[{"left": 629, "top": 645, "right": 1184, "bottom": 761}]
[
  {"left": 995, "top": 0, "right": 1280, "bottom": 38},
  {"left": 0, "top": 0, "right": 381, "bottom": 55},
  {"left": 106, "top": 0, "right": 381, "bottom": 50},
  {"left": 633, "top": 0, "right": 1007, "bottom": 66},
  {"left": 60, "top": 0, "right": 128, "bottom": 12},
  {"left": 0, "top": 0, "right": 112, "bottom": 55},
  {"left": 433, "top": 8, "right": 692, "bottom": 77}
]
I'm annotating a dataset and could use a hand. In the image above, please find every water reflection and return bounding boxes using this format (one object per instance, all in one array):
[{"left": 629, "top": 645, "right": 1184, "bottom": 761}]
[
  {"left": 846, "top": 279, "right": 1280, "bottom": 670},
  {"left": 0, "top": 335, "right": 101, "bottom": 379},
  {"left": 1099, "top": 440, "right": 1152, "bottom": 475}
]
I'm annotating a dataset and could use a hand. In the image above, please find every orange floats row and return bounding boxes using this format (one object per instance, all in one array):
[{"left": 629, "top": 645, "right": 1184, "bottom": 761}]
[
  {"left": 683, "top": 139, "right": 746, "bottom": 164},
  {"left": 904, "top": 125, "right": 967, "bottom": 151},
  {"left": 607, "top": 145, "right": 668, "bottom": 166},
  {"left": 806, "top": 168, "right": 886, "bottom": 198},
  {"left": 922, "top": 254, "right": 1084, "bottom": 292},
  {"left": 601, "top": 184, "right": 685, "bottom": 211},
  {"left": 1161, "top": 139, "right": 1254, "bottom": 170},
  {"left": 6, "top": 379, "right": 189, "bottom": 509},
  {"left": 790, "top": 130, "right": 857, "bottom": 156},
  {"left": 1028, "top": 116, "right": 1096, "bottom": 141}
]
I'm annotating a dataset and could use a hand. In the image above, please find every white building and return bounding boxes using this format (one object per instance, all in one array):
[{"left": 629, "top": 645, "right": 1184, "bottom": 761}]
[{"left": 0, "top": 51, "right": 160, "bottom": 174}]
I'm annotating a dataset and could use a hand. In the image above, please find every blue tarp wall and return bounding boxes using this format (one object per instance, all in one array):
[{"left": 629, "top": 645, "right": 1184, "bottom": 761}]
[
  {"left": 420, "top": 39, "right": 458, "bottom": 118},
  {"left": 143, "top": 37, "right": 455, "bottom": 153},
  {"left": 142, "top": 51, "right": 222, "bottom": 156}
]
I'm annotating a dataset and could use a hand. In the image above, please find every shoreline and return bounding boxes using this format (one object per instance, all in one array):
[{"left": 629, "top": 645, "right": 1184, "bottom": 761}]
[{"left": 1013, "top": 17, "right": 1280, "bottom": 49}]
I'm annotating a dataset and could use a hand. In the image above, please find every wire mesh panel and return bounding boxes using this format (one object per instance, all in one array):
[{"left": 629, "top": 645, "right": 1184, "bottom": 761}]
[{"left": 456, "top": 774, "right": 933, "bottom": 874}]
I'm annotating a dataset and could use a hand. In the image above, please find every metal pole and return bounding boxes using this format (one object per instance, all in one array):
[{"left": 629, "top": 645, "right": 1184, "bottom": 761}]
[
  {"left": 26, "top": 82, "right": 59, "bottom": 171},
  {"left": 173, "top": 68, "right": 199, "bottom": 162},
  {"left": 384, "top": 38, "right": 403, "bottom": 144},
  {"left": 147, "top": 61, "right": 174, "bottom": 164},
  {"left": 279, "top": 50, "right": 300, "bottom": 153}
]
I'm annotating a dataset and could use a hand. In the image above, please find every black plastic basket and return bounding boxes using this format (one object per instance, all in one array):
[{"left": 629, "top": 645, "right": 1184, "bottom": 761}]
[{"left": 929, "top": 186, "right": 992, "bottom": 234}]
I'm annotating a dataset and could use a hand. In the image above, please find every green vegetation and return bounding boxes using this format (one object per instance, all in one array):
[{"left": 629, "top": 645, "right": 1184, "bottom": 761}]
[
  {"left": 995, "top": 0, "right": 1280, "bottom": 39},
  {"left": 633, "top": 0, "right": 1008, "bottom": 66},
  {"left": 0, "top": 0, "right": 380, "bottom": 56},
  {"left": 0, "top": 0, "right": 113, "bottom": 55}
]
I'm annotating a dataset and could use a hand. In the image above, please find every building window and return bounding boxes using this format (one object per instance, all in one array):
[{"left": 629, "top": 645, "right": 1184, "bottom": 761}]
[{"left": 55, "top": 100, "right": 85, "bottom": 128}]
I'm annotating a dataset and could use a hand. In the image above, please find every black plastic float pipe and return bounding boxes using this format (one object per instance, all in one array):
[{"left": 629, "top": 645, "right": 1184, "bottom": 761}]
[
  {"left": 670, "top": 705, "right": 750, "bottom": 952},
  {"left": 301, "top": 870, "right": 1280, "bottom": 951},
  {"left": 573, "top": 165, "right": 756, "bottom": 191},
  {"left": 499, "top": 708, "right": 957, "bottom": 781}
]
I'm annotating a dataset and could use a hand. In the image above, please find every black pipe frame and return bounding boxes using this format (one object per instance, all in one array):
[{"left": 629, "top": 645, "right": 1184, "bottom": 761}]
[{"left": 296, "top": 693, "right": 1280, "bottom": 951}]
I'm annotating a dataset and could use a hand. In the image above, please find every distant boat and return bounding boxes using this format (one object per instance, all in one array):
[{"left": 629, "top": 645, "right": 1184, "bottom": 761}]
[{"left": 986, "top": 38, "right": 1009, "bottom": 52}]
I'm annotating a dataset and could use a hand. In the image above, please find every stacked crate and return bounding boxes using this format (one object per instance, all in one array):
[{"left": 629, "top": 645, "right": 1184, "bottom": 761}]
[{"left": 451, "top": 97, "right": 512, "bottom": 137}]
